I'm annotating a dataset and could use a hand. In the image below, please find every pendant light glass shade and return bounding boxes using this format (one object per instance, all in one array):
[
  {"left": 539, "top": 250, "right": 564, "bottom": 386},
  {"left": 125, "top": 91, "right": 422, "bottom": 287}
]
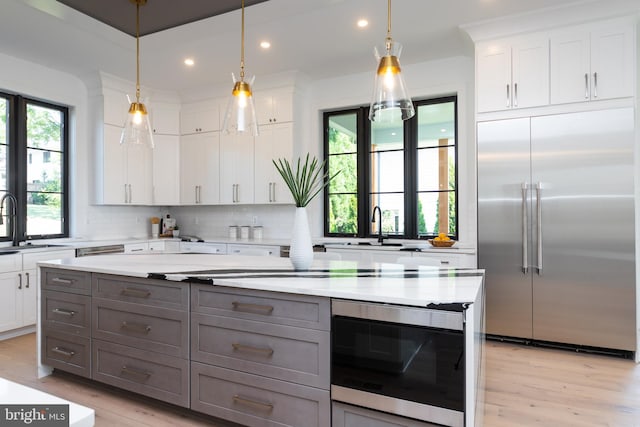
[
  {"left": 368, "top": 0, "right": 414, "bottom": 122},
  {"left": 222, "top": 0, "right": 259, "bottom": 136},
  {"left": 121, "top": 0, "right": 154, "bottom": 148}
]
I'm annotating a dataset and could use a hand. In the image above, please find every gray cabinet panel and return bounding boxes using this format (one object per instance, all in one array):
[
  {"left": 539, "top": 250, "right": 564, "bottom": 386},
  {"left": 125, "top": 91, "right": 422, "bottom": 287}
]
[
  {"left": 92, "top": 339, "right": 189, "bottom": 407},
  {"left": 92, "top": 297, "right": 189, "bottom": 358},
  {"left": 191, "top": 285, "right": 330, "bottom": 330},
  {"left": 41, "top": 330, "right": 90, "bottom": 378},
  {"left": 92, "top": 273, "right": 188, "bottom": 310},
  {"left": 332, "top": 402, "right": 439, "bottom": 427},
  {"left": 41, "top": 268, "right": 91, "bottom": 295},
  {"left": 42, "top": 290, "right": 91, "bottom": 337},
  {"left": 191, "top": 313, "right": 330, "bottom": 389},
  {"left": 191, "top": 362, "right": 330, "bottom": 427}
]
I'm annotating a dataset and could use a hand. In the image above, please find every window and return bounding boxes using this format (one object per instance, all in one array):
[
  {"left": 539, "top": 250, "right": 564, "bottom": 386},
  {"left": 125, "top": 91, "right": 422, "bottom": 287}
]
[
  {"left": 0, "top": 92, "right": 69, "bottom": 241},
  {"left": 324, "top": 96, "right": 457, "bottom": 240}
]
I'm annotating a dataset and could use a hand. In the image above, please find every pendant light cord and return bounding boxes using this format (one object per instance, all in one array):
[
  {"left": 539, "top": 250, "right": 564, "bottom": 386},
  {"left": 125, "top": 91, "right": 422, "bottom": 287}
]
[
  {"left": 240, "top": 0, "right": 245, "bottom": 82},
  {"left": 135, "top": 0, "right": 141, "bottom": 103},
  {"left": 385, "top": 0, "right": 392, "bottom": 51}
]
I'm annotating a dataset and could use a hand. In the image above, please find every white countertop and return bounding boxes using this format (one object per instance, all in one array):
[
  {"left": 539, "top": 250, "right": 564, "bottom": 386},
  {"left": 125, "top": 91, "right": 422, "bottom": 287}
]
[
  {"left": 0, "top": 377, "right": 94, "bottom": 427},
  {"left": 38, "top": 254, "right": 484, "bottom": 307}
]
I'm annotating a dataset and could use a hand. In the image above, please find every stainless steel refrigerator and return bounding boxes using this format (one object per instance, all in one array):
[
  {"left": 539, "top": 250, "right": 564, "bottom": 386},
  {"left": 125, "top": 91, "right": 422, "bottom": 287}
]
[{"left": 477, "top": 108, "right": 636, "bottom": 351}]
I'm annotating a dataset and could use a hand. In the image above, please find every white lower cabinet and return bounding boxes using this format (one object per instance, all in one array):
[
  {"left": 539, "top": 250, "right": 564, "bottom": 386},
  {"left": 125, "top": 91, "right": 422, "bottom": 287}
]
[
  {"left": 324, "top": 248, "right": 476, "bottom": 268},
  {"left": 332, "top": 402, "right": 440, "bottom": 427},
  {"left": 227, "top": 244, "right": 280, "bottom": 257}
]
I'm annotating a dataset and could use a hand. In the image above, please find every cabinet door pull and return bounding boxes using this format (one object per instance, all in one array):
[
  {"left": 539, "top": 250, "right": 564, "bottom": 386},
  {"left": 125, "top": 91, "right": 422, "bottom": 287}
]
[
  {"left": 271, "top": 182, "right": 276, "bottom": 202},
  {"left": 128, "top": 184, "right": 132, "bottom": 203},
  {"left": 52, "top": 347, "right": 76, "bottom": 358},
  {"left": 593, "top": 72, "right": 598, "bottom": 98},
  {"left": 232, "top": 395, "right": 274, "bottom": 412},
  {"left": 231, "top": 301, "right": 274, "bottom": 315},
  {"left": 25, "top": 272, "right": 29, "bottom": 288},
  {"left": 51, "top": 277, "right": 74, "bottom": 285},
  {"left": 124, "top": 184, "right": 128, "bottom": 203},
  {"left": 195, "top": 185, "right": 199, "bottom": 204},
  {"left": 232, "top": 343, "right": 274, "bottom": 356},
  {"left": 121, "top": 365, "right": 151, "bottom": 379},
  {"left": 584, "top": 73, "right": 589, "bottom": 99},
  {"left": 121, "top": 321, "right": 152, "bottom": 334},
  {"left": 268, "top": 182, "right": 273, "bottom": 202},
  {"left": 18, "top": 273, "right": 22, "bottom": 290},
  {"left": 52, "top": 308, "right": 76, "bottom": 317},
  {"left": 121, "top": 287, "right": 151, "bottom": 298},
  {"left": 506, "top": 84, "right": 510, "bottom": 107},
  {"left": 513, "top": 82, "right": 518, "bottom": 107}
]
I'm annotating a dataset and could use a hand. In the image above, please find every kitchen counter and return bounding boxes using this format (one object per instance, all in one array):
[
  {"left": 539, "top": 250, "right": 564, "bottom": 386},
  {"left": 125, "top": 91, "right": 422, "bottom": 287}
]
[{"left": 37, "top": 254, "right": 484, "bottom": 307}]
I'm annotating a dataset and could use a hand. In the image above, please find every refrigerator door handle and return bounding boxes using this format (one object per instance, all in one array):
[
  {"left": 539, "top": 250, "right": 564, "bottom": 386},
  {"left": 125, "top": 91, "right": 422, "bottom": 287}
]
[
  {"left": 536, "top": 182, "right": 543, "bottom": 274},
  {"left": 521, "top": 182, "right": 529, "bottom": 274}
]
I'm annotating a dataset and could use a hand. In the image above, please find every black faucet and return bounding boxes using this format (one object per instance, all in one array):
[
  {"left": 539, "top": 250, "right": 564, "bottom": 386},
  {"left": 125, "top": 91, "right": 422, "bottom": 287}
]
[
  {"left": 0, "top": 193, "right": 19, "bottom": 246},
  {"left": 371, "top": 205, "right": 385, "bottom": 244}
]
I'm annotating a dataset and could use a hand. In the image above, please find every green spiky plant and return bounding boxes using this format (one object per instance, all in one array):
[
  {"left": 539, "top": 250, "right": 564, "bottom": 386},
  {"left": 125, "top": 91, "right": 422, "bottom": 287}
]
[{"left": 273, "top": 154, "right": 340, "bottom": 207}]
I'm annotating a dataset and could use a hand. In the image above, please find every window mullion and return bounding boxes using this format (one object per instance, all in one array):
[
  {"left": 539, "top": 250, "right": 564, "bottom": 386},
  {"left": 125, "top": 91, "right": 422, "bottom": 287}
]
[{"left": 404, "top": 113, "right": 417, "bottom": 239}]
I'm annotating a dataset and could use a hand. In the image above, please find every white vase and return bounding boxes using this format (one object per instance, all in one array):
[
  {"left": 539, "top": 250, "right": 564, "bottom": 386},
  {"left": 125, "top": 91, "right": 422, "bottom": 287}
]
[{"left": 289, "top": 207, "right": 314, "bottom": 270}]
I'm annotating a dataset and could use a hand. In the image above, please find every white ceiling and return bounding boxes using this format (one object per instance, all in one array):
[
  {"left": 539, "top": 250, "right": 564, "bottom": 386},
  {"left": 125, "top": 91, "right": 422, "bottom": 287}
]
[{"left": 0, "top": 0, "right": 634, "bottom": 95}]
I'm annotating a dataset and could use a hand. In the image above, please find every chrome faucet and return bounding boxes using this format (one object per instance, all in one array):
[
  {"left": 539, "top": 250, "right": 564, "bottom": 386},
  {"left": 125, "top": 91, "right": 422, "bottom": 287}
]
[
  {"left": 371, "top": 205, "right": 385, "bottom": 244},
  {"left": 0, "top": 193, "right": 19, "bottom": 246}
]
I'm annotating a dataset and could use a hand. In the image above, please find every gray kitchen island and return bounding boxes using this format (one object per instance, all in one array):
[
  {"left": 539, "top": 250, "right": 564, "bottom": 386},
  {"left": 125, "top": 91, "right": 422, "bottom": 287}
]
[{"left": 36, "top": 254, "right": 485, "bottom": 427}]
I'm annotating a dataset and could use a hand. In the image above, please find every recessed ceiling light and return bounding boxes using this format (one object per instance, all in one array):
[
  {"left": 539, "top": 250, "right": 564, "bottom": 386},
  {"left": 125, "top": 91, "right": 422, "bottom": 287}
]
[
  {"left": 357, "top": 19, "right": 368, "bottom": 28},
  {"left": 260, "top": 41, "right": 271, "bottom": 49},
  {"left": 184, "top": 58, "right": 195, "bottom": 66}
]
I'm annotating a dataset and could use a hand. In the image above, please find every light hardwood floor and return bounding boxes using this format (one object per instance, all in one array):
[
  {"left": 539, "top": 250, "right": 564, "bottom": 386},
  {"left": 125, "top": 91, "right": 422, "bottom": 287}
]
[{"left": 2, "top": 334, "right": 640, "bottom": 426}]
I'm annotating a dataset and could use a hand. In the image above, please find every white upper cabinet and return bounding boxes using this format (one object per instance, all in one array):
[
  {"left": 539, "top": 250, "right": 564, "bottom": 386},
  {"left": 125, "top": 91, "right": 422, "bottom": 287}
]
[
  {"left": 153, "top": 134, "right": 180, "bottom": 205},
  {"left": 255, "top": 89, "right": 294, "bottom": 125},
  {"left": 180, "top": 132, "right": 220, "bottom": 205},
  {"left": 100, "top": 124, "right": 153, "bottom": 205},
  {"left": 219, "top": 132, "right": 254, "bottom": 204},
  {"left": 254, "top": 123, "right": 294, "bottom": 205},
  {"left": 102, "top": 87, "right": 131, "bottom": 127},
  {"left": 550, "top": 23, "right": 634, "bottom": 104},
  {"left": 150, "top": 103, "right": 180, "bottom": 135},
  {"left": 476, "top": 37, "right": 549, "bottom": 113},
  {"left": 180, "top": 100, "right": 221, "bottom": 135}
]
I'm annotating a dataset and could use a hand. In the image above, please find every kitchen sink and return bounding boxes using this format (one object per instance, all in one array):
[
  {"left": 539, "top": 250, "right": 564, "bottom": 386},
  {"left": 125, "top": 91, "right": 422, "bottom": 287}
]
[
  {"left": 0, "top": 250, "right": 19, "bottom": 255},
  {"left": 356, "top": 242, "right": 404, "bottom": 247}
]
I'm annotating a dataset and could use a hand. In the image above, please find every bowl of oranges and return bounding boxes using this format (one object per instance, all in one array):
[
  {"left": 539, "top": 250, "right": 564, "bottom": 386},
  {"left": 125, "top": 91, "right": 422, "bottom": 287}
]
[{"left": 428, "top": 233, "right": 456, "bottom": 248}]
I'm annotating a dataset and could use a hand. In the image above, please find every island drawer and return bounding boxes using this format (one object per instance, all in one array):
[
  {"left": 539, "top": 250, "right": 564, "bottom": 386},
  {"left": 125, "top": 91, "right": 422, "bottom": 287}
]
[
  {"left": 332, "top": 402, "right": 440, "bottom": 427},
  {"left": 191, "top": 285, "right": 330, "bottom": 331},
  {"left": 42, "top": 290, "right": 91, "bottom": 337},
  {"left": 41, "top": 268, "right": 91, "bottom": 295},
  {"left": 92, "top": 274, "right": 189, "bottom": 310},
  {"left": 92, "top": 339, "right": 189, "bottom": 408},
  {"left": 92, "top": 298, "right": 189, "bottom": 358},
  {"left": 191, "top": 362, "right": 330, "bottom": 427},
  {"left": 41, "top": 330, "right": 90, "bottom": 378},
  {"left": 191, "top": 313, "right": 330, "bottom": 389}
]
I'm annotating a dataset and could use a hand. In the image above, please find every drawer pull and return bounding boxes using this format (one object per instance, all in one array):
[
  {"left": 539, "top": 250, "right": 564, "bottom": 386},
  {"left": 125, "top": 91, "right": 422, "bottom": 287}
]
[
  {"left": 121, "top": 365, "right": 152, "bottom": 379},
  {"left": 52, "top": 308, "right": 76, "bottom": 317},
  {"left": 51, "top": 277, "right": 74, "bottom": 285},
  {"left": 121, "top": 321, "right": 152, "bottom": 334},
  {"left": 120, "top": 287, "right": 151, "bottom": 298},
  {"left": 440, "top": 261, "right": 450, "bottom": 265},
  {"left": 232, "top": 395, "right": 274, "bottom": 412},
  {"left": 231, "top": 302, "right": 274, "bottom": 315},
  {"left": 232, "top": 343, "right": 274, "bottom": 356},
  {"left": 52, "top": 346, "right": 75, "bottom": 358}
]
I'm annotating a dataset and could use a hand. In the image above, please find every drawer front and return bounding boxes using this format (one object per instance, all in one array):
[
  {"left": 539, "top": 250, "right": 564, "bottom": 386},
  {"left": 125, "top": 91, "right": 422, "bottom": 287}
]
[
  {"left": 191, "top": 362, "right": 330, "bottom": 427},
  {"left": 92, "top": 298, "right": 188, "bottom": 358},
  {"left": 42, "top": 290, "right": 91, "bottom": 336},
  {"left": 42, "top": 268, "right": 91, "bottom": 295},
  {"left": 92, "top": 339, "right": 189, "bottom": 407},
  {"left": 191, "top": 285, "right": 330, "bottom": 331},
  {"left": 41, "top": 330, "right": 90, "bottom": 378},
  {"left": 332, "top": 402, "right": 440, "bottom": 427},
  {"left": 192, "top": 313, "right": 330, "bottom": 389},
  {"left": 92, "top": 273, "right": 188, "bottom": 310},
  {"left": 413, "top": 253, "right": 476, "bottom": 269}
]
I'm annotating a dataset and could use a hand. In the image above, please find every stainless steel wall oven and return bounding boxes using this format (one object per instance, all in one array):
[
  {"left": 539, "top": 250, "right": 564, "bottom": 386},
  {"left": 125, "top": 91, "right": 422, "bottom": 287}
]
[{"left": 331, "top": 299, "right": 466, "bottom": 427}]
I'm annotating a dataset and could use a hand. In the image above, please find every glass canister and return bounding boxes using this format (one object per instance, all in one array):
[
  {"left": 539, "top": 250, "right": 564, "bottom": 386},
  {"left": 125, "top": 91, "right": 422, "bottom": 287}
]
[{"left": 228, "top": 226, "right": 238, "bottom": 240}]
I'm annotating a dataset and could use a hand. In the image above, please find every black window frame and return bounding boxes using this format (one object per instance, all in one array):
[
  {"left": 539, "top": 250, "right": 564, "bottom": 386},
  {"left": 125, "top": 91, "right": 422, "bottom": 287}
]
[
  {"left": 323, "top": 95, "right": 458, "bottom": 240},
  {"left": 1, "top": 92, "right": 70, "bottom": 242}
]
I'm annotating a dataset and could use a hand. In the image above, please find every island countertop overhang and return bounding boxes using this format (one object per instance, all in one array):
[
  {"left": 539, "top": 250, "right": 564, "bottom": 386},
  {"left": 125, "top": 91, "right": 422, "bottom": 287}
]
[{"left": 37, "top": 253, "right": 484, "bottom": 308}]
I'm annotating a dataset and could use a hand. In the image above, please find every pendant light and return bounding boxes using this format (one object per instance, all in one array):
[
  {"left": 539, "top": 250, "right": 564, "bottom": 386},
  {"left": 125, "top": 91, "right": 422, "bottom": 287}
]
[
  {"left": 222, "top": 0, "right": 259, "bottom": 136},
  {"left": 369, "top": 0, "right": 415, "bottom": 122},
  {"left": 121, "top": 0, "right": 154, "bottom": 148}
]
